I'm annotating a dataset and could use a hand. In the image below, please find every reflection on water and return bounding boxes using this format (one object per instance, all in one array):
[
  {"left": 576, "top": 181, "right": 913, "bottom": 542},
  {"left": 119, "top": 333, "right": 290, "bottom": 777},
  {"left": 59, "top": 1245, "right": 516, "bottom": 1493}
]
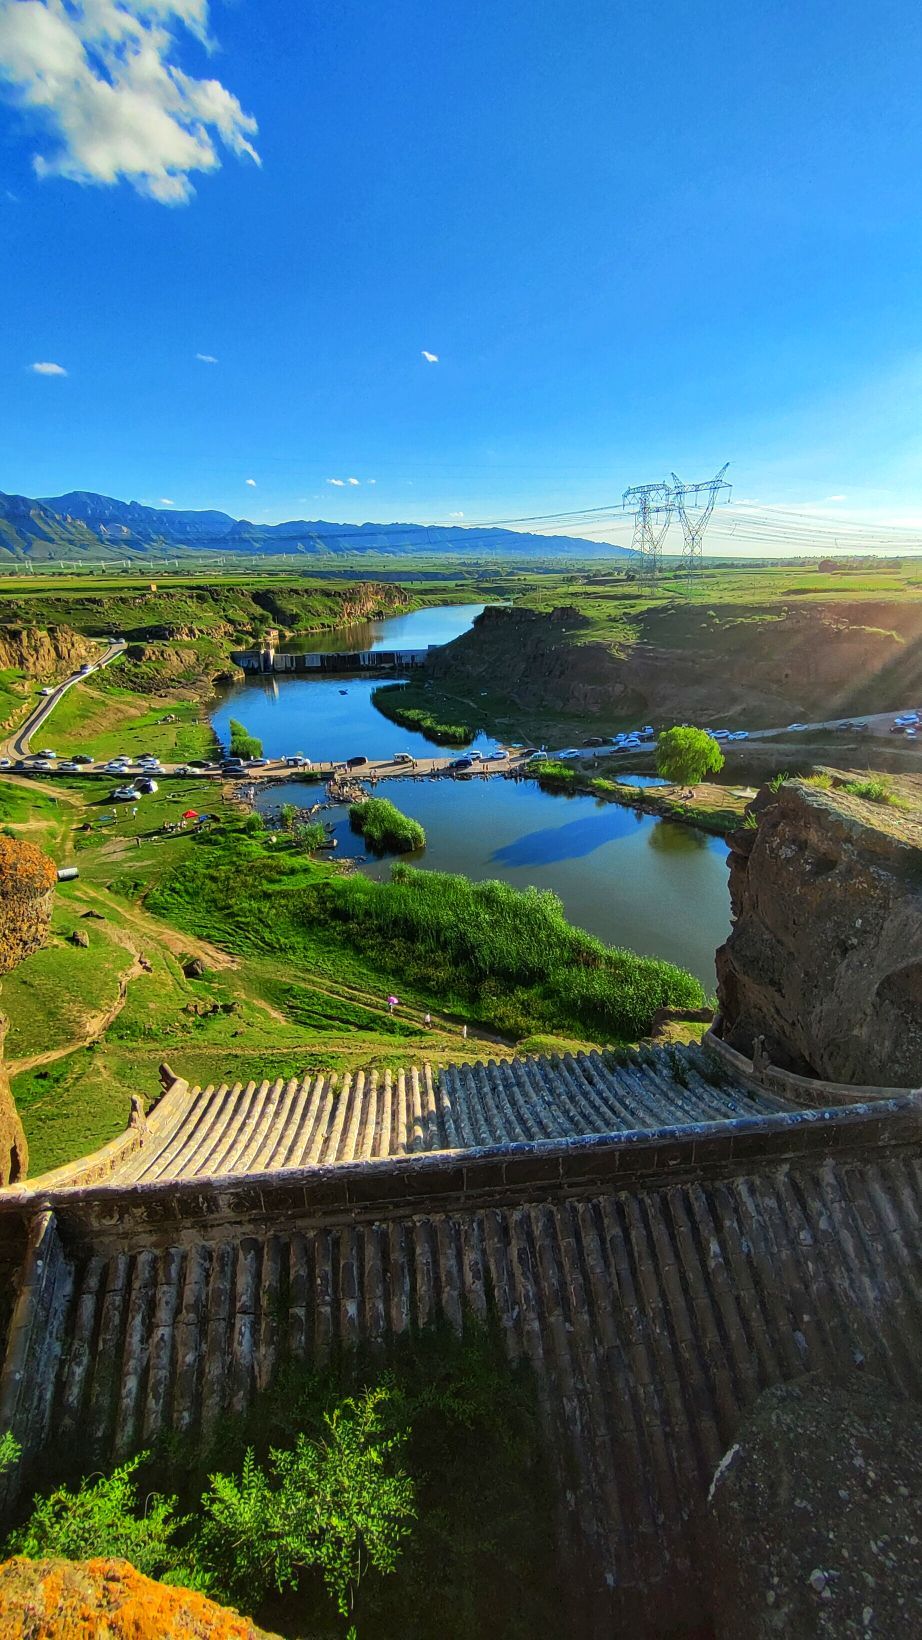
[
  {"left": 254, "top": 775, "right": 729, "bottom": 986},
  {"left": 214, "top": 604, "right": 498, "bottom": 762},
  {"left": 280, "top": 603, "right": 486, "bottom": 655}
]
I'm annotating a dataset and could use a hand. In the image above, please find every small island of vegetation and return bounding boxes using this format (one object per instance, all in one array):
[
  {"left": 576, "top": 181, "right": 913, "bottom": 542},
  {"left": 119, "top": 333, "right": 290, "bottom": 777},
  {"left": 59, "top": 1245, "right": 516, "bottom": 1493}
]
[
  {"left": 228, "top": 717, "right": 264, "bottom": 759},
  {"left": 350, "top": 796, "right": 426, "bottom": 853},
  {"left": 372, "top": 682, "right": 472, "bottom": 746}
]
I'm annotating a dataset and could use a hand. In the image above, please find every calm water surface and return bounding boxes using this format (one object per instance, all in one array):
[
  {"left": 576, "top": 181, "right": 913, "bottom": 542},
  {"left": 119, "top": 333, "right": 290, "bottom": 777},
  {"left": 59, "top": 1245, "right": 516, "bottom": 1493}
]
[
  {"left": 219, "top": 603, "right": 729, "bottom": 985},
  {"left": 255, "top": 776, "right": 729, "bottom": 987},
  {"left": 213, "top": 603, "right": 500, "bottom": 762}
]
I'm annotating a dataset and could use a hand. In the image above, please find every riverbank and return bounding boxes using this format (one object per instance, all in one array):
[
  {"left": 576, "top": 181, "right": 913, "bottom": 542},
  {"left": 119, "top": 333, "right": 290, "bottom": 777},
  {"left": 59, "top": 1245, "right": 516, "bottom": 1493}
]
[{"left": 525, "top": 756, "right": 750, "bottom": 835}]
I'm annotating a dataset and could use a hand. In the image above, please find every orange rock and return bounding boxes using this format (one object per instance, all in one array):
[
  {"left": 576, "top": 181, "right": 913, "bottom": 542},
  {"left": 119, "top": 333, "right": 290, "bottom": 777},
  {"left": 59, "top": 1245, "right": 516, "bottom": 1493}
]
[{"left": 0, "top": 1557, "right": 283, "bottom": 1640}]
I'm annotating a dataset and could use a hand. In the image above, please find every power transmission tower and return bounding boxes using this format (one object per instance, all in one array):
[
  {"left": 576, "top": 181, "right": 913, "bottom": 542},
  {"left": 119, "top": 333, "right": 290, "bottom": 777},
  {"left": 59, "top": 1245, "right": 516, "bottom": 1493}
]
[
  {"left": 670, "top": 463, "right": 731, "bottom": 584},
  {"left": 622, "top": 480, "right": 674, "bottom": 587}
]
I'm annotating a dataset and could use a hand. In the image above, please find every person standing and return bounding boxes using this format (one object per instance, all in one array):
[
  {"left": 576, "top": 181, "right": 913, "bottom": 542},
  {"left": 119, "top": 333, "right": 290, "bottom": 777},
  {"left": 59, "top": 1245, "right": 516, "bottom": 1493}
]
[{"left": 424, "top": 1011, "right": 431, "bottom": 1027}]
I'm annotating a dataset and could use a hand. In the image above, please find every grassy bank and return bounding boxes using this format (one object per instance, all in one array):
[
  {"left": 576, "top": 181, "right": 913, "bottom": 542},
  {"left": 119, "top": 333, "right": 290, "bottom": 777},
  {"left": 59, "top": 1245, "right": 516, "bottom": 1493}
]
[
  {"left": 526, "top": 758, "right": 748, "bottom": 835},
  {"left": 372, "top": 682, "right": 472, "bottom": 745},
  {"left": 350, "top": 796, "right": 426, "bottom": 853},
  {"left": 150, "top": 833, "right": 703, "bottom": 1042}
]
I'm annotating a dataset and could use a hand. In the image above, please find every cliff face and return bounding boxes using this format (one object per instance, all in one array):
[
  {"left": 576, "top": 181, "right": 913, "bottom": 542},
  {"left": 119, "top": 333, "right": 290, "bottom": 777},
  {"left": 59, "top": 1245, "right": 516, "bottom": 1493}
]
[
  {"left": 0, "top": 625, "right": 97, "bottom": 681},
  {"left": 427, "top": 605, "right": 647, "bottom": 715},
  {"left": 427, "top": 600, "right": 922, "bottom": 724},
  {"left": 716, "top": 779, "right": 922, "bottom": 1086}
]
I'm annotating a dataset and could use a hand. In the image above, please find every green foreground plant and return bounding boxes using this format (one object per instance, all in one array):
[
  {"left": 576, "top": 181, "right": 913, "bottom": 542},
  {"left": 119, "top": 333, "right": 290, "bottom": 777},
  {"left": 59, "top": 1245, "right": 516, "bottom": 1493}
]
[{"left": 349, "top": 797, "right": 425, "bottom": 854}]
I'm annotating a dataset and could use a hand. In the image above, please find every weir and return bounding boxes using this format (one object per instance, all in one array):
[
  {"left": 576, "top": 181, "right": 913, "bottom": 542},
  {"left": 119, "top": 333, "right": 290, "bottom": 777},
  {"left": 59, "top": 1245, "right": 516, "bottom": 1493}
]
[
  {"left": 230, "top": 643, "right": 433, "bottom": 674},
  {"left": 0, "top": 1038, "right": 920, "bottom": 1633}
]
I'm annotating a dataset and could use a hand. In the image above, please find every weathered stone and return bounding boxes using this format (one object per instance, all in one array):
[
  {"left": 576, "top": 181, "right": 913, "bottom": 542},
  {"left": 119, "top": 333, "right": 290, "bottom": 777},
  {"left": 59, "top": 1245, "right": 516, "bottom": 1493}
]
[
  {"left": 182, "top": 957, "right": 206, "bottom": 979},
  {"left": 0, "top": 1556, "right": 282, "bottom": 1638},
  {"left": 706, "top": 1375, "right": 922, "bottom": 1639},
  {"left": 0, "top": 837, "right": 56, "bottom": 975},
  {"left": 68, "top": 928, "right": 90, "bottom": 948},
  {"left": 716, "top": 777, "right": 922, "bottom": 1084}
]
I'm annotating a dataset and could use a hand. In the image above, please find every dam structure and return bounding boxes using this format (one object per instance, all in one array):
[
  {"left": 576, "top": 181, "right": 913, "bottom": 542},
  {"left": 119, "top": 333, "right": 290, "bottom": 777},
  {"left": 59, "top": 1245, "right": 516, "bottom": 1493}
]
[
  {"left": 230, "top": 640, "right": 433, "bottom": 675},
  {"left": 0, "top": 1038, "right": 920, "bottom": 1631}
]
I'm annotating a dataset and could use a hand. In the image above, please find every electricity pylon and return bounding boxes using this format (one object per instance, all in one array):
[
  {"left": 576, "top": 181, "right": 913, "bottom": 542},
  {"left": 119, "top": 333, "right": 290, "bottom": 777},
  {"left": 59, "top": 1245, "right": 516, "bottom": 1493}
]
[
  {"left": 670, "top": 464, "right": 731, "bottom": 584},
  {"left": 622, "top": 480, "right": 674, "bottom": 587}
]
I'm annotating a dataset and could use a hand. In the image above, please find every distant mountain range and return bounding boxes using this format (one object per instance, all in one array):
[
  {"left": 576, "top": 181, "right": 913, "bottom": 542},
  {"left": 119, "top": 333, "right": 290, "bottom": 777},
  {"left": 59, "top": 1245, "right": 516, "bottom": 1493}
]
[{"left": 0, "top": 488, "right": 632, "bottom": 562}]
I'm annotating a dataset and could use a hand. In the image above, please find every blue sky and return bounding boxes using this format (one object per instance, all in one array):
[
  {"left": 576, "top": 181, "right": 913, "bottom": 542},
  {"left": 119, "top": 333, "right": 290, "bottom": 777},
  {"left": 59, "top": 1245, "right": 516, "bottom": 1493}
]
[{"left": 2, "top": 0, "right": 922, "bottom": 552}]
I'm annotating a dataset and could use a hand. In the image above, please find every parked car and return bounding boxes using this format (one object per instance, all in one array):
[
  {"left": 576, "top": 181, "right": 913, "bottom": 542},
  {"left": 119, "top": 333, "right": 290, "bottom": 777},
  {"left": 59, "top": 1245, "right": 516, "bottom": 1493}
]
[
  {"left": 106, "top": 759, "right": 130, "bottom": 772},
  {"left": 38, "top": 748, "right": 57, "bottom": 758},
  {"left": 906, "top": 728, "right": 918, "bottom": 740},
  {"left": 583, "top": 735, "right": 606, "bottom": 747},
  {"left": 138, "top": 757, "right": 162, "bottom": 769},
  {"left": 221, "top": 757, "right": 246, "bottom": 770},
  {"left": 449, "top": 757, "right": 474, "bottom": 771},
  {"left": 346, "top": 755, "right": 368, "bottom": 768},
  {"left": 187, "top": 759, "right": 214, "bottom": 769},
  {"left": 79, "top": 663, "right": 92, "bottom": 673},
  {"left": 39, "top": 687, "right": 53, "bottom": 697},
  {"left": 854, "top": 722, "right": 870, "bottom": 732},
  {"left": 31, "top": 759, "right": 54, "bottom": 771},
  {"left": 486, "top": 748, "right": 508, "bottom": 760},
  {"left": 787, "top": 723, "right": 808, "bottom": 732},
  {"left": 58, "top": 761, "right": 81, "bottom": 773},
  {"left": 247, "top": 758, "right": 269, "bottom": 768},
  {"left": 0, "top": 758, "right": 10, "bottom": 769},
  {"left": 890, "top": 724, "right": 906, "bottom": 734},
  {"left": 172, "top": 764, "right": 192, "bottom": 776},
  {"left": 112, "top": 785, "right": 139, "bottom": 801},
  {"left": 392, "top": 753, "right": 414, "bottom": 765},
  {"left": 557, "top": 748, "right": 582, "bottom": 759},
  {"left": 729, "top": 730, "right": 750, "bottom": 741},
  {"left": 711, "top": 730, "right": 731, "bottom": 741},
  {"left": 72, "top": 753, "right": 95, "bottom": 764},
  {"left": 284, "top": 754, "right": 308, "bottom": 768}
]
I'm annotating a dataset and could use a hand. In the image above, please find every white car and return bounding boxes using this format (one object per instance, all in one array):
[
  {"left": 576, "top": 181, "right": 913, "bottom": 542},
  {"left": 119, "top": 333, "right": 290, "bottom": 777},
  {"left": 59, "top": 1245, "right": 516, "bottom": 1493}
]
[
  {"left": 392, "top": 753, "right": 414, "bottom": 765},
  {"left": 710, "top": 730, "right": 731, "bottom": 741},
  {"left": 106, "top": 758, "right": 130, "bottom": 773},
  {"left": 138, "top": 757, "right": 162, "bottom": 769},
  {"left": 894, "top": 714, "right": 919, "bottom": 727},
  {"left": 38, "top": 748, "right": 57, "bottom": 758},
  {"left": 0, "top": 758, "right": 10, "bottom": 769},
  {"left": 787, "top": 723, "right": 808, "bottom": 732},
  {"left": 39, "top": 687, "right": 54, "bottom": 697},
  {"left": 58, "top": 761, "right": 81, "bottom": 773},
  {"left": 31, "top": 759, "right": 54, "bottom": 771},
  {"left": 487, "top": 748, "right": 508, "bottom": 760},
  {"left": 112, "top": 785, "right": 139, "bottom": 801}
]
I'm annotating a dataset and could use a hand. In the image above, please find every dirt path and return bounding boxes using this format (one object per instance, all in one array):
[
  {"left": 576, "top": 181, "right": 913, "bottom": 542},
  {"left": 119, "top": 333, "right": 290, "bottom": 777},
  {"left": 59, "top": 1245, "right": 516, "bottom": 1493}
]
[
  {"left": 7, "top": 953, "right": 146, "bottom": 1075},
  {"left": 76, "top": 883, "right": 239, "bottom": 972}
]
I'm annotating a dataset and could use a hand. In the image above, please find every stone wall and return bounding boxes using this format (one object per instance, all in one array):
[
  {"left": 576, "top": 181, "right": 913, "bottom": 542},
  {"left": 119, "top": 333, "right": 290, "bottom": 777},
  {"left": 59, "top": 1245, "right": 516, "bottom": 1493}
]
[{"left": 716, "top": 779, "right": 922, "bottom": 1086}]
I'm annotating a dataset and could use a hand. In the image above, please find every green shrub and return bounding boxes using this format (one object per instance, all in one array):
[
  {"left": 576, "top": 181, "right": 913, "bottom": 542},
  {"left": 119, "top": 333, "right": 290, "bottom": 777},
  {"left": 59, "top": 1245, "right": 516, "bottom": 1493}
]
[
  {"left": 5, "top": 1454, "right": 187, "bottom": 1580},
  {"left": 656, "top": 726, "right": 725, "bottom": 786},
  {"left": 198, "top": 1388, "right": 414, "bottom": 1619},
  {"left": 228, "top": 718, "right": 263, "bottom": 760},
  {"left": 350, "top": 798, "right": 426, "bottom": 854}
]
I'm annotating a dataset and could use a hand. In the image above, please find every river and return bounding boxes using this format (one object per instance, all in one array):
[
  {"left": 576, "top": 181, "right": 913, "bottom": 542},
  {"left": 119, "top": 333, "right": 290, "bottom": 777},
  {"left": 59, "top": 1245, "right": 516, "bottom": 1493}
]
[{"left": 215, "top": 603, "right": 730, "bottom": 987}]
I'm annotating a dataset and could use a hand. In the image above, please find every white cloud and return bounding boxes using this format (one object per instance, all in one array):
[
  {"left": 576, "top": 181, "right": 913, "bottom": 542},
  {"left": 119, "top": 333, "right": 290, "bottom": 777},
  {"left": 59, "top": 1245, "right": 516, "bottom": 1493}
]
[
  {"left": 195, "top": 351, "right": 217, "bottom": 363},
  {"left": 449, "top": 511, "right": 464, "bottom": 518},
  {"left": 421, "top": 350, "right": 439, "bottom": 363},
  {"left": 245, "top": 477, "right": 256, "bottom": 487},
  {"left": 30, "top": 359, "right": 66, "bottom": 375},
  {"left": 347, "top": 476, "right": 359, "bottom": 486},
  {"left": 327, "top": 477, "right": 345, "bottom": 487},
  {"left": 0, "top": 1, "right": 260, "bottom": 206},
  {"left": 367, "top": 478, "right": 376, "bottom": 485},
  {"left": 825, "top": 494, "right": 847, "bottom": 502},
  {"left": 159, "top": 497, "right": 175, "bottom": 506}
]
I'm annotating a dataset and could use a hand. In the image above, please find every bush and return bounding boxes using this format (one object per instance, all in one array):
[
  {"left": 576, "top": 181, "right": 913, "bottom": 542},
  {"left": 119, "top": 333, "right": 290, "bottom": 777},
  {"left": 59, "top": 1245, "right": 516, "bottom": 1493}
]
[
  {"left": 228, "top": 718, "right": 263, "bottom": 760},
  {"left": 350, "top": 799, "right": 426, "bottom": 854},
  {"left": 198, "top": 1388, "right": 414, "bottom": 1618},
  {"left": 842, "top": 777, "right": 908, "bottom": 808},
  {"left": 4, "top": 1454, "right": 187, "bottom": 1581}
]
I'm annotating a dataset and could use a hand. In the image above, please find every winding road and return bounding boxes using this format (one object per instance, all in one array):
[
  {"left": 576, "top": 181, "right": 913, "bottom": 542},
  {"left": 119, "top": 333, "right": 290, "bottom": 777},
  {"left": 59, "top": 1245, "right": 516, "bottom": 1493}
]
[{"left": 1, "top": 640, "right": 127, "bottom": 761}]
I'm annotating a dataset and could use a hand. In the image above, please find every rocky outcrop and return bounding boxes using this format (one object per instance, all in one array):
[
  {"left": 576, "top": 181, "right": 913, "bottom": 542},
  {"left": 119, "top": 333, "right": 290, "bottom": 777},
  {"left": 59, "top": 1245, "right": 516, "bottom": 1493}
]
[
  {"left": 0, "top": 625, "right": 96, "bottom": 681},
  {"left": 427, "top": 599, "right": 922, "bottom": 725},
  {"left": 0, "top": 1557, "right": 281, "bottom": 1638},
  {"left": 706, "top": 1376, "right": 922, "bottom": 1639},
  {"left": 427, "top": 605, "right": 646, "bottom": 716},
  {"left": 716, "top": 779, "right": 922, "bottom": 1085}
]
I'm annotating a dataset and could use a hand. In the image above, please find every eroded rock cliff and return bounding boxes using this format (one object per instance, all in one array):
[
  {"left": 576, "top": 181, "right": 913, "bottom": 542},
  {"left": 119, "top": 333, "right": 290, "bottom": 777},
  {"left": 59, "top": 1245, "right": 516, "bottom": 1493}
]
[
  {"left": 0, "top": 625, "right": 97, "bottom": 681},
  {"left": 716, "top": 777, "right": 922, "bottom": 1085},
  {"left": 427, "top": 599, "right": 922, "bottom": 725}
]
